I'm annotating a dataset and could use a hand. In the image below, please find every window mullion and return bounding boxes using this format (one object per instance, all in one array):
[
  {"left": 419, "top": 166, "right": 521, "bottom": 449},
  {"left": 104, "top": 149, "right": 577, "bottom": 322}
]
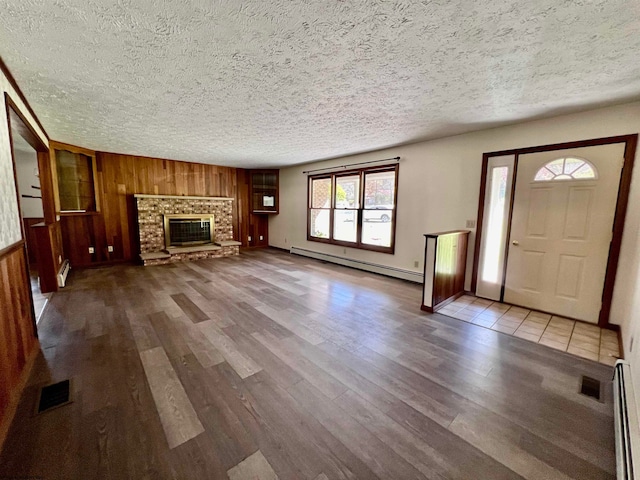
[
  {"left": 329, "top": 174, "right": 335, "bottom": 241},
  {"left": 356, "top": 170, "right": 363, "bottom": 246}
]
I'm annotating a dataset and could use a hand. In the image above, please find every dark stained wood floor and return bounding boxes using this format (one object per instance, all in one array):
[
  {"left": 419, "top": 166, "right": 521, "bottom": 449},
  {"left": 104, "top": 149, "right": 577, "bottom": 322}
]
[{"left": 0, "top": 249, "right": 616, "bottom": 479}]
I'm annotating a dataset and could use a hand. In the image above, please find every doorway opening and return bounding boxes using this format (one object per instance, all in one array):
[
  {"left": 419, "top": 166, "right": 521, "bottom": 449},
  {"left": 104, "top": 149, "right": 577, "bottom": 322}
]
[
  {"left": 10, "top": 134, "right": 50, "bottom": 321},
  {"left": 6, "top": 93, "right": 56, "bottom": 327},
  {"left": 472, "top": 135, "right": 638, "bottom": 328}
]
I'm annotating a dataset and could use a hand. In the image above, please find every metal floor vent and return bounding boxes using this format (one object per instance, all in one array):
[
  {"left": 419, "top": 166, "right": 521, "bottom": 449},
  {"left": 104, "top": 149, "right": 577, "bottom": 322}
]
[
  {"left": 36, "top": 379, "right": 72, "bottom": 414},
  {"left": 580, "top": 375, "right": 601, "bottom": 401}
]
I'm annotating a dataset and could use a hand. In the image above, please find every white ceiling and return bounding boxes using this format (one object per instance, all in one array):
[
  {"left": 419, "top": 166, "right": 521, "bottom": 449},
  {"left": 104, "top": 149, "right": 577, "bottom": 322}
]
[{"left": 1, "top": 0, "right": 639, "bottom": 168}]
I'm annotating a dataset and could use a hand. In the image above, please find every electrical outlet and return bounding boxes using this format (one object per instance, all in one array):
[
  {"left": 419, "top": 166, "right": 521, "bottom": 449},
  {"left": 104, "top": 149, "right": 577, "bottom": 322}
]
[
  {"left": 466, "top": 219, "right": 476, "bottom": 228},
  {"left": 88, "top": 247, "right": 95, "bottom": 254},
  {"left": 248, "top": 236, "right": 252, "bottom": 242},
  {"left": 260, "top": 235, "right": 264, "bottom": 241},
  {"left": 414, "top": 260, "right": 419, "bottom": 268},
  {"left": 107, "top": 245, "right": 114, "bottom": 253}
]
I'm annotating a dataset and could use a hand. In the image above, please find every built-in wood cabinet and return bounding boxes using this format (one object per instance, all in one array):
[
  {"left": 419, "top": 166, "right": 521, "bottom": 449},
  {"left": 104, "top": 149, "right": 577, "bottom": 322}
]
[
  {"left": 50, "top": 141, "right": 99, "bottom": 214},
  {"left": 250, "top": 170, "right": 279, "bottom": 214}
]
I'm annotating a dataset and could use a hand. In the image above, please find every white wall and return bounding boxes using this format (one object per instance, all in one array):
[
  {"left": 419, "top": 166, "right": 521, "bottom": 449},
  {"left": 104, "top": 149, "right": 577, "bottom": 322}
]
[
  {"left": 0, "top": 69, "right": 48, "bottom": 249},
  {"left": 14, "top": 148, "right": 44, "bottom": 218},
  {"left": 270, "top": 101, "right": 640, "bottom": 353}
]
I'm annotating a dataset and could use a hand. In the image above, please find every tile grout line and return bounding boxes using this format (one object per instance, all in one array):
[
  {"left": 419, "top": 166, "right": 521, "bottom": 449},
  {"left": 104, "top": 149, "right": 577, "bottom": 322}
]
[
  {"left": 563, "top": 320, "right": 577, "bottom": 353},
  {"left": 443, "top": 295, "right": 616, "bottom": 365}
]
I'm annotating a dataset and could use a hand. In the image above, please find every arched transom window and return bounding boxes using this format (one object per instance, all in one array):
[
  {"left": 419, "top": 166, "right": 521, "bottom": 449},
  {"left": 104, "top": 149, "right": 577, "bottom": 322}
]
[{"left": 534, "top": 157, "right": 597, "bottom": 181}]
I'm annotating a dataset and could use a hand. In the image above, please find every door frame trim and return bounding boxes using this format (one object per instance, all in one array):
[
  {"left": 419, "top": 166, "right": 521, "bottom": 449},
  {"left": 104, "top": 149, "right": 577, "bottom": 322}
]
[
  {"left": 471, "top": 134, "right": 638, "bottom": 328},
  {"left": 5, "top": 92, "right": 52, "bottom": 338}
]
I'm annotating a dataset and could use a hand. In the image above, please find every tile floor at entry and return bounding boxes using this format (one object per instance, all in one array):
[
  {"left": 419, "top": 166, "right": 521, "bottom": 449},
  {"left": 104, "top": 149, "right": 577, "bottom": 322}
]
[{"left": 437, "top": 295, "right": 620, "bottom": 366}]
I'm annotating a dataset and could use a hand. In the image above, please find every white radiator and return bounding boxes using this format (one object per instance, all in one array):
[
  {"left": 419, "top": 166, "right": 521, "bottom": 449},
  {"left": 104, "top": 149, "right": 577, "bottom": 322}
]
[
  {"left": 57, "top": 259, "right": 70, "bottom": 288},
  {"left": 289, "top": 246, "right": 423, "bottom": 283},
  {"left": 614, "top": 360, "right": 640, "bottom": 479}
]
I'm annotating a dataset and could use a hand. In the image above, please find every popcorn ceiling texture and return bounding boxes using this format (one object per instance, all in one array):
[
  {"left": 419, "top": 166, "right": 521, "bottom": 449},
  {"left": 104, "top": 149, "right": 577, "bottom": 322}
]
[
  {"left": 136, "top": 195, "right": 237, "bottom": 265},
  {"left": 0, "top": 68, "right": 47, "bottom": 251},
  {"left": 1, "top": 0, "right": 639, "bottom": 168}
]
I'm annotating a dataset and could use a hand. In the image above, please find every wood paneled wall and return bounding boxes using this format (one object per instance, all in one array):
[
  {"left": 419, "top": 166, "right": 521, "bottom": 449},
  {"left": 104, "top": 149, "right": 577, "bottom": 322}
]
[
  {"left": 0, "top": 242, "right": 38, "bottom": 444},
  {"left": 57, "top": 149, "right": 255, "bottom": 267}
]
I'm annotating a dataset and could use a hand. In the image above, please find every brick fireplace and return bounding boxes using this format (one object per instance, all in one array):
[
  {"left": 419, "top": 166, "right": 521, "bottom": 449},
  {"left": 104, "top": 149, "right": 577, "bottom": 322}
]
[{"left": 135, "top": 194, "right": 241, "bottom": 266}]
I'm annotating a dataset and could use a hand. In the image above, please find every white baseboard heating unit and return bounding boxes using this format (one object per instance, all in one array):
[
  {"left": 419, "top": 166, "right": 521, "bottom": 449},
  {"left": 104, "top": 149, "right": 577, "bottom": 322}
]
[
  {"left": 289, "top": 246, "right": 423, "bottom": 283},
  {"left": 614, "top": 360, "right": 640, "bottom": 479},
  {"left": 57, "top": 259, "right": 70, "bottom": 288}
]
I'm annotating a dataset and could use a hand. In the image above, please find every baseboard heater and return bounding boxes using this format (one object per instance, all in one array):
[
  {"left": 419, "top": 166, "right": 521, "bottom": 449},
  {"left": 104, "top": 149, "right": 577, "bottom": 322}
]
[
  {"left": 289, "top": 246, "right": 423, "bottom": 283},
  {"left": 614, "top": 360, "right": 640, "bottom": 479},
  {"left": 57, "top": 259, "right": 70, "bottom": 288}
]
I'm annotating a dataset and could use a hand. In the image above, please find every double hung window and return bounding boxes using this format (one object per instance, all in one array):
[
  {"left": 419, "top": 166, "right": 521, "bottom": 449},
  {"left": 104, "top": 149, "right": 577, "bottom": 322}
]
[{"left": 307, "top": 164, "right": 398, "bottom": 253}]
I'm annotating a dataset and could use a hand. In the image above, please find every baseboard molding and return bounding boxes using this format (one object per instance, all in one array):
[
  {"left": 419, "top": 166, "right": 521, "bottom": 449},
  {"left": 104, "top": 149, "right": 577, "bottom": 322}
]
[
  {"left": 0, "top": 342, "right": 39, "bottom": 452},
  {"left": 289, "top": 246, "right": 423, "bottom": 283}
]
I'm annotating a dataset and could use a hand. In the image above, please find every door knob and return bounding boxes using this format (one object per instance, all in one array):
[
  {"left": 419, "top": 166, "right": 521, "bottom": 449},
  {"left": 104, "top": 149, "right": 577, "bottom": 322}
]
[{"left": 512, "top": 240, "right": 519, "bottom": 246}]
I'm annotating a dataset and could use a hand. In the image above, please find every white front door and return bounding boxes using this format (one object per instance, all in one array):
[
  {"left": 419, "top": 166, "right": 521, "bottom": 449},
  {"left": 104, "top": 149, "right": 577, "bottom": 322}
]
[{"left": 504, "top": 143, "right": 625, "bottom": 323}]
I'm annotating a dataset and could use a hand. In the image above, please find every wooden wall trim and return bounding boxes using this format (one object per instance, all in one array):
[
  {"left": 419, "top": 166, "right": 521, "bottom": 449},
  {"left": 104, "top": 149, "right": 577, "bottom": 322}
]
[
  {"left": 0, "top": 240, "right": 24, "bottom": 260},
  {"left": 0, "top": 57, "right": 49, "bottom": 140},
  {"left": 49, "top": 140, "right": 96, "bottom": 157},
  {"left": 599, "top": 134, "right": 638, "bottom": 327},
  {"left": 4, "top": 95, "right": 49, "bottom": 154},
  {"left": 470, "top": 153, "right": 489, "bottom": 294},
  {"left": 482, "top": 134, "right": 638, "bottom": 158}
]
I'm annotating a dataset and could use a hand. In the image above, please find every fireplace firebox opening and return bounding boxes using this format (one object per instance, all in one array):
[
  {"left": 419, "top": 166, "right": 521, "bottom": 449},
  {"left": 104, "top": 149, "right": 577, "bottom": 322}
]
[{"left": 163, "top": 214, "right": 215, "bottom": 248}]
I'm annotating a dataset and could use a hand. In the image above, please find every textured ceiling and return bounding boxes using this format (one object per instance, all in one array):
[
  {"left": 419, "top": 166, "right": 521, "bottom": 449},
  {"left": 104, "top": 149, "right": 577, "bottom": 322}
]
[{"left": 1, "top": 0, "right": 640, "bottom": 167}]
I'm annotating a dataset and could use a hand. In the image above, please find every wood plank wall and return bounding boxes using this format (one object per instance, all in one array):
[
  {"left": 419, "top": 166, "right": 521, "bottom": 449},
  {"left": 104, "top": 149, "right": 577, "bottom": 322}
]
[
  {"left": 0, "top": 242, "right": 38, "bottom": 442},
  {"left": 58, "top": 151, "right": 265, "bottom": 267}
]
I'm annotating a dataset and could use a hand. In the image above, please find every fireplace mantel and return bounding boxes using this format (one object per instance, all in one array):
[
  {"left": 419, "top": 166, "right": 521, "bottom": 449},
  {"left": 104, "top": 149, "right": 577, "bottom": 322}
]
[{"left": 134, "top": 194, "right": 234, "bottom": 201}]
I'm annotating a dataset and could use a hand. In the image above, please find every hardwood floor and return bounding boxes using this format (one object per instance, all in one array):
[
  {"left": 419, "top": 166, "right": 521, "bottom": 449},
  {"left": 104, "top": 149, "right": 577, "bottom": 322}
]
[{"left": 0, "top": 249, "right": 615, "bottom": 479}]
